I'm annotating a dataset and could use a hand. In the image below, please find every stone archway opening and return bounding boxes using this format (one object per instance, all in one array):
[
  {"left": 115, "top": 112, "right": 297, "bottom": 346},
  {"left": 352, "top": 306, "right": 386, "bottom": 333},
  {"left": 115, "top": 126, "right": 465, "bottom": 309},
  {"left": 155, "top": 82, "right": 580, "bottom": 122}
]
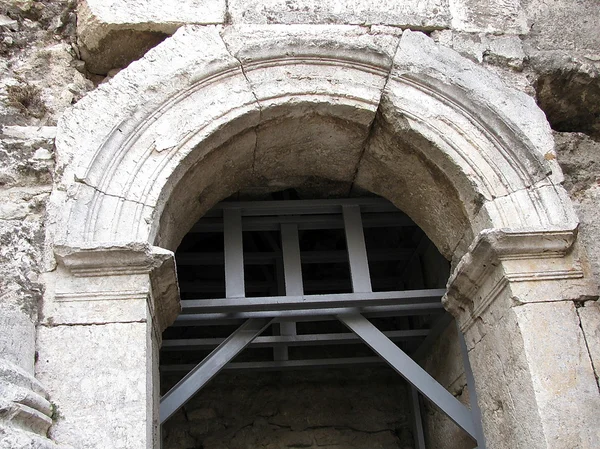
[
  {"left": 40, "top": 25, "right": 599, "bottom": 449},
  {"left": 157, "top": 187, "right": 483, "bottom": 449}
]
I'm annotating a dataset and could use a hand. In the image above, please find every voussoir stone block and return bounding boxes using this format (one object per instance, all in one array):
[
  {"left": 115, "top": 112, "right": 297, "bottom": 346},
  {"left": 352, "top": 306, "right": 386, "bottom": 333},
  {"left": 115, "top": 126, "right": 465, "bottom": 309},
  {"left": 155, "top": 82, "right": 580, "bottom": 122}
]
[{"left": 77, "top": 0, "right": 227, "bottom": 74}]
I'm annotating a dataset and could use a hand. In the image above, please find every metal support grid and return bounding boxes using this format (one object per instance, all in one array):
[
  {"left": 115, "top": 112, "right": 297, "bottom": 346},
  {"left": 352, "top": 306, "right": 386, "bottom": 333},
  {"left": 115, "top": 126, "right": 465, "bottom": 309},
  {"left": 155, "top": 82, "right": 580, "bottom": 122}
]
[{"left": 160, "top": 198, "right": 484, "bottom": 447}]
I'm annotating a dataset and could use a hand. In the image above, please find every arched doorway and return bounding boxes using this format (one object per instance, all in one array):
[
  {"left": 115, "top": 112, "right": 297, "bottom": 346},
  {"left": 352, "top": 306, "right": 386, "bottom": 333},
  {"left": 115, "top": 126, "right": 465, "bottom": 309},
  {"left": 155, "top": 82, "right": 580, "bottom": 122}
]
[
  {"left": 159, "top": 192, "right": 467, "bottom": 448},
  {"left": 39, "top": 25, "right": 599, "bottom": 449}
]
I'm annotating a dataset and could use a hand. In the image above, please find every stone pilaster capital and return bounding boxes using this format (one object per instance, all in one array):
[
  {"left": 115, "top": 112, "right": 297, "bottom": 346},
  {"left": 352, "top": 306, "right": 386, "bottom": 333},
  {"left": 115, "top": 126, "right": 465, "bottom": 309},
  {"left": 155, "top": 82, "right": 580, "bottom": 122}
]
[
  {"left": 443, "top": 226, "right": 598, "bottom": 333},
  {"left": 47, "top": 242, "right": 180, "bottom": 332},
  {"left": 54, "top": 242, "right": 173, "bottom": 277}
]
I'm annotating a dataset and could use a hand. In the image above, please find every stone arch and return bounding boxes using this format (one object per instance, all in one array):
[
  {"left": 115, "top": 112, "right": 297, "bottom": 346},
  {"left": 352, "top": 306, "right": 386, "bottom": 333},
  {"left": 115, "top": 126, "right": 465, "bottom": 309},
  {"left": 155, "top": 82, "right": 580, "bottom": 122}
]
[
  {"left": 52, "top": 25, "right": 576, "bottom": 263},
  {"left": 44, "top": 24, "right": 600, "bottom": 449}
]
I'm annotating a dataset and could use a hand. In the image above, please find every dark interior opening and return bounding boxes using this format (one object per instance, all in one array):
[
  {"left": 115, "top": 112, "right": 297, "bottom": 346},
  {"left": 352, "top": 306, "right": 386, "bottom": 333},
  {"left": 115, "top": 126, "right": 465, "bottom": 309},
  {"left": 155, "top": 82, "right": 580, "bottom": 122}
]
[{"left": 160, "top": 190, "right": 452, "bottom": 449}]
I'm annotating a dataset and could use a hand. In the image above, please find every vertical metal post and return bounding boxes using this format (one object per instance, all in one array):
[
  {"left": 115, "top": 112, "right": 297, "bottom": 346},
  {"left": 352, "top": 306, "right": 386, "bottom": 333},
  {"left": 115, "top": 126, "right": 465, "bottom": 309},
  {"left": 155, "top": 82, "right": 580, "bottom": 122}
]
[
  {"left": 409, "top": 386, "right": 426, "bottom": 449},
  {"left": 223, "top": 207, "right": 244, "bottom": 298},
  {"left": 458, "top": 324, "right": 487, "bottom": 449},
  {"left": 342, "top": 205, "right": 372, "bottom": 293},
  {"left": 274, "top": 223, "right": 302, "bottom": 361}
]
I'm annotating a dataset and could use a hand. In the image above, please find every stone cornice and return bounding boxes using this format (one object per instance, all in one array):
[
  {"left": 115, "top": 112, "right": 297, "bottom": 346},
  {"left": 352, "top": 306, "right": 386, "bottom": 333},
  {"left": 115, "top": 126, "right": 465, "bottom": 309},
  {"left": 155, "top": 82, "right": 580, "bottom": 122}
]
[
  {"left": 54, "top": 242, "right": 173, "bottom": 277},
  {"left": 52, "top": 243, "right": 181, "bottom": 332},
  {"left": 443, "top": 226, "right": 595, "bottom": 332}
]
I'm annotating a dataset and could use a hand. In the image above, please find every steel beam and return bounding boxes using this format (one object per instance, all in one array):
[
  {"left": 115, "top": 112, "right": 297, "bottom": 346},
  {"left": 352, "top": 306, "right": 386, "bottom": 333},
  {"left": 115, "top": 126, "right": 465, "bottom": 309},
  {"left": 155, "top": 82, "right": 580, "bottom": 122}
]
[
  {"left": 159, "top": 317, "right": 272, "bottom": 423},
  {"left": 162, "top": 329, "right": 430, "bottom": 351},
  {"left": 275, "top": 223, "right": 302, "bottom": 361},
  {"left": 181, "top": 289, "right": 446, "bottom": 313},
  {"left": 176, "top": 248, "right": 414, "bottom": 266},
  {"left": 338, "top": 313, "right": 477, "bottom": 440},
  {"left": 203, "top": 198, "right": 399, "bottom": 217},
  {"left": 343, "top": 205, "right": 372, "bottom": 293},
  {"left": 161, "top": 356, "right": 383, "bottom": 373},
  {"left": 174, "top": 302, "right": 445, "bottom": 323},
  {"left": 191, "top": 212, "right": 415, "bottom": 232},
  {"left": 458, "top": 324, "right": 487, "bottom": 448},
  {"left": 173, "top": 308, "right": 445, "bottom": 326},
  {"left": 180, "top": 276, "right": 411, "bottom": 294},
  {"left": 223, "top": 207, "right": 244, "bottom": 298},
  {"left": 410, "top": 387, "right": 426, "bottom": 449}
]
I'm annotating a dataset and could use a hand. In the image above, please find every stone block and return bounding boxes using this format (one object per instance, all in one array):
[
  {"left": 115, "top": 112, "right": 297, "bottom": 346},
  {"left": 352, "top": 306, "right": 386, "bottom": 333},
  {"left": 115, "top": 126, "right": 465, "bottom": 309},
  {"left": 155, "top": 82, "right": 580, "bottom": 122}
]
[
  {"left": 468, "top": 303, "right": 546, "bottom": 449},
  {"left": 523, "top": 0, "right": 600, "bottom": 55},
  {"left": 228, "top": 0, "right": 451, "bottom": 28},
  {"left": 0, "top": 308, "right": 35, "bottom": 373},
  {"left": 77, "top": 0, "right": 227, "bottom": 74},
  {"left": 36, "top": 322, "right": 155, "bottom": 449},
  {"left": 514, "top": 301, "right": 600, "bottom": 448},
  {"left": 450, "top": 0, "right": 528, "bottom": 34},
  {"left": 220, "top": 25, "right": 401, "bottom": 188}
]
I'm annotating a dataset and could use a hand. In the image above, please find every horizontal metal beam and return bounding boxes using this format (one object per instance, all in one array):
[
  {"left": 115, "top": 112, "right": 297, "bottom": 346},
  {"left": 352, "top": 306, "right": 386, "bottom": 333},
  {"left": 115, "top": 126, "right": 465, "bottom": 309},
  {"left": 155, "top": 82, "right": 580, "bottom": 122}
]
[
  {"left": 181, "top": 289, "right": 446, "bottom": 314},
  {"left": 176, "top": 248, "right": 414, "bottom": 266},
  {"left": 173, "top": 303, "right": 443, "bottom": 323},
  {"left": 191, "top": 212, "right": 415, "bottom": 232},
  {"left": 205, "top": 198, "right": 399, "bottom": 217},
  {"left": 338, "top": 313, "right": 477, "bottom": 440},
  {"left": 179, "top": 277, "right": 412, "bottom": 294},
  {"left": 162, "top": 329, "right": 430, "bottom": 351},
  {"left": 159, "top": 317, "right": 272, "bottom": 424},
  {"left": 173, "top": 306, "right": 446, "bottom": 326},
  {"left": 161, "top": 357, "right": 384, "bottom": 373}
]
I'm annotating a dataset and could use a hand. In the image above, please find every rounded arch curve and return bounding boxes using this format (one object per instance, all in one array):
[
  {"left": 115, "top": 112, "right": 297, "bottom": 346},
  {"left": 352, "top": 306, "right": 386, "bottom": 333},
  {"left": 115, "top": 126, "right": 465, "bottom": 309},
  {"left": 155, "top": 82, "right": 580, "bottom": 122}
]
[{"left": 52, "top": 25, "right": 577, "bottom": 263}]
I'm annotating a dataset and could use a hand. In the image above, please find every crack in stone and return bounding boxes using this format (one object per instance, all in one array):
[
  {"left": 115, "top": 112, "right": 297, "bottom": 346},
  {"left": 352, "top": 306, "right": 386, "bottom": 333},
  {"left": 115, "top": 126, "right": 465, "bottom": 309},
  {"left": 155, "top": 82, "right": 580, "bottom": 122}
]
[
  {"left": 219, "top": 31, "right": 262, "bottom": 179},
  {"left": 348, "top": 34, "right": 403, "bottom": 196},
  {"left": 575, "top": 305, "right": 600, "bottom": 393},
  {"left": 73, "top": 177, "right": 152, "bottom": 209},
  {"left": 224, "top": 0, "right": 231, "bottom": 25},
  {"left": 38, "top": 320, "right": 147, "bottom": 328}
]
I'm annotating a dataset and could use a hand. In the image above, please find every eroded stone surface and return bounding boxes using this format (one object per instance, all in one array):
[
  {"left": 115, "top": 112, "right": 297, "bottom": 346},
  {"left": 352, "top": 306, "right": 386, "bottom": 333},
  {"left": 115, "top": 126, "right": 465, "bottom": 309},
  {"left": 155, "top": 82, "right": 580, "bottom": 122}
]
[
  {"left": 555, "top": 132, "right": 600, "bottom": 289},
  {"left": 229, "top": 0, "right": 451, "bottom": 28},
  {"left": 450, "top": 0, "right": 528, "bottom": 34},
  {"left": 36, "top": 322, "right": 156, "bottom": 449},
  {"left": 0, "top": 3, "right": 597, "bottom": 449},
  {"left": 77, "top": 0, "right": 226, "bottom": 74},
  {"left": 161, "top": 369, "right": 414, "bottom": 449},
  {"left": 523, "top": 0, "right": 600, "bottom": 55},
  {"left": 515, "top": 301, "right": 600, "bottom": 448}
]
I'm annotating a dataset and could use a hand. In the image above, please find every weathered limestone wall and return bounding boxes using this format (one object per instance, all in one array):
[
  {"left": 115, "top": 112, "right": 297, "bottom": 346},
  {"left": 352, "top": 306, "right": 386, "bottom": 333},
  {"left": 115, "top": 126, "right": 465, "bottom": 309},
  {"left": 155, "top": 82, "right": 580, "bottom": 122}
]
[
  {"left": 0, "top": 2, "right": 92, "bottom": 446},
  {"left": 0, "top": 1, "right": 598, "bottom": 448},
  {"left": 554, "top": 132, "right": 600, "bottom": 386},
  {"left": 162, "top": 369, "right": 416, "bottom": 449}
]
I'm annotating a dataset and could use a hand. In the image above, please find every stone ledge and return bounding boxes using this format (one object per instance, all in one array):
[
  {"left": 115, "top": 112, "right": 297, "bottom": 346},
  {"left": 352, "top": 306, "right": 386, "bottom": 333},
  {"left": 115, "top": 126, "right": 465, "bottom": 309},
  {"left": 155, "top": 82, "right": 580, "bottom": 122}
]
[
  {"left": 444, "top": 226, "right": 598, "bottom": 333},
  {"left": 77, "top": 0, "right": 227, "bottom": 74}
]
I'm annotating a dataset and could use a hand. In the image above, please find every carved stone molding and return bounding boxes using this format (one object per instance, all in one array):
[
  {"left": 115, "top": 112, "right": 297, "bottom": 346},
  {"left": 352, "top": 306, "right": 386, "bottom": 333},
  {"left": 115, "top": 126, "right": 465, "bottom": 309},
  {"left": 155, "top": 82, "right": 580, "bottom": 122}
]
[
  {"left": 0, "top": 358, "right": 62, "bottom": 449},
  {"left": 444, "top": 226, "right": 598, "bottom": 334},
  {"left": 48, "top": 243, "right": 180, "bottom": 333},
  {"left": 52, "top": 26, "right": 576, "bottom": 262}
]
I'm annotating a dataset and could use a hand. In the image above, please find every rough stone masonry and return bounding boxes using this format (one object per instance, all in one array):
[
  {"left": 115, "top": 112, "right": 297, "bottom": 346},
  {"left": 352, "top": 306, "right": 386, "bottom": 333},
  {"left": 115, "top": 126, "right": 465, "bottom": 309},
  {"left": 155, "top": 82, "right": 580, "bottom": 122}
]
[{"left": 0, "top": 1, "right": 599, "bottom": 449}]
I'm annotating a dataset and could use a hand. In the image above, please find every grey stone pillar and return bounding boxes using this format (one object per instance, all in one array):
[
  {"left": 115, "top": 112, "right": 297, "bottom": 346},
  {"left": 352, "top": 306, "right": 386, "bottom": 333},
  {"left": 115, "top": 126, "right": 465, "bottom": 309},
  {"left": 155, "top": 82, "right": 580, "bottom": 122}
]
[
  {"left": 0, "top": 304, "right": 60, "bottom": 448},
  {"left": 35, "top": 244, "right": 180, "bottom": 449},
  {"left": 445, "top": 228, "right": 600, "bottom": 449}
]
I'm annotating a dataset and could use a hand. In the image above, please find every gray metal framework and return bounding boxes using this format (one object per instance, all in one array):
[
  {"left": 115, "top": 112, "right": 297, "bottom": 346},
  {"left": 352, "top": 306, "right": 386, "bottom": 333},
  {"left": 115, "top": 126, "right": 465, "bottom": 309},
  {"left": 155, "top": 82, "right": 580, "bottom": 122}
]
[{"left": 160, "top": 198, "right": 485, "bottom": 448}]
